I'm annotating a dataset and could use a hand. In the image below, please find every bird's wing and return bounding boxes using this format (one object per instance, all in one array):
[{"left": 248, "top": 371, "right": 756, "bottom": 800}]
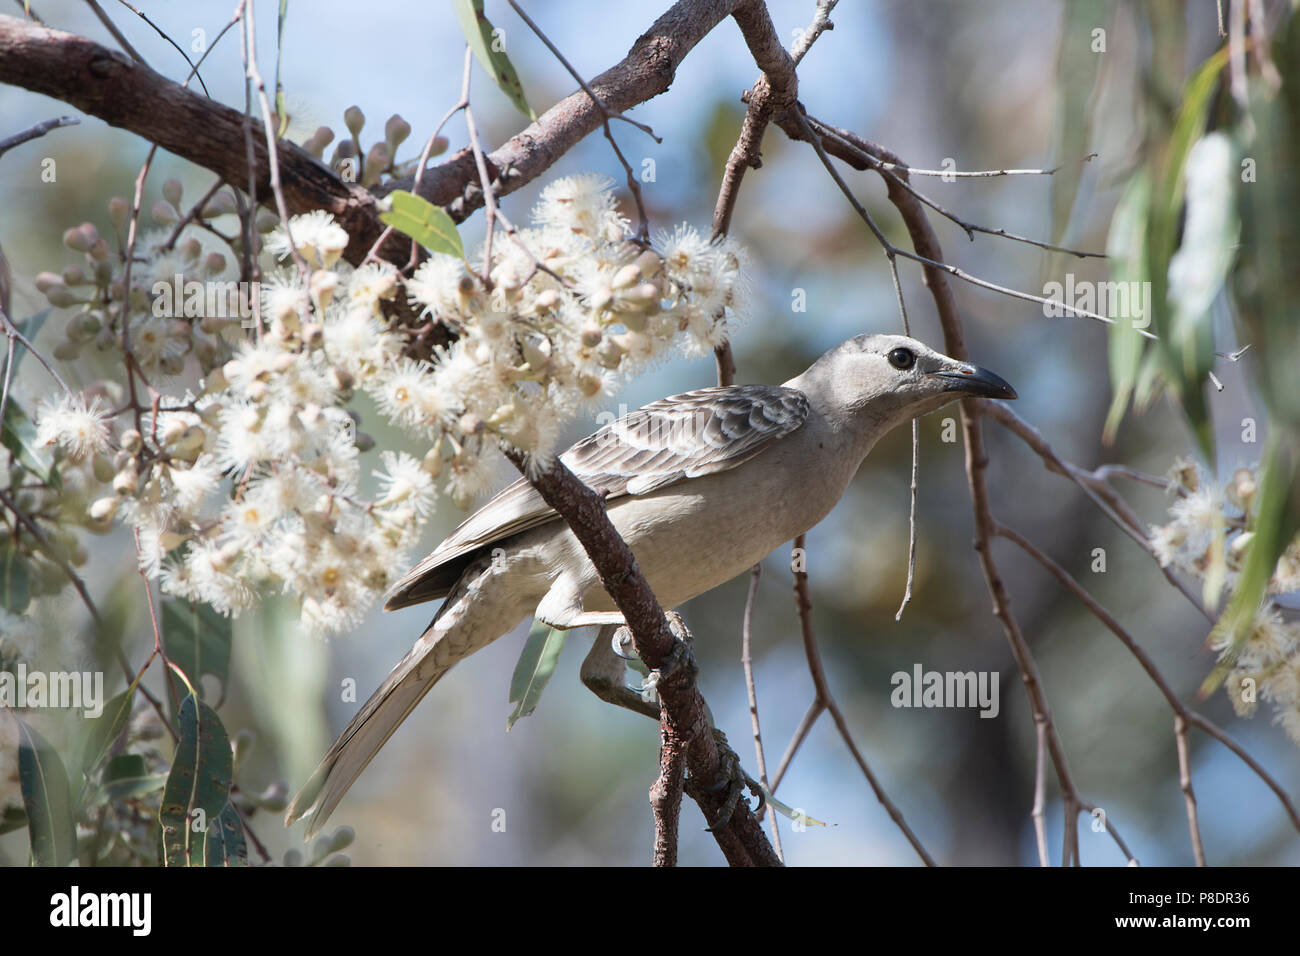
[{"left": 383, "top": 383, "right": 810, "bottom": 610}]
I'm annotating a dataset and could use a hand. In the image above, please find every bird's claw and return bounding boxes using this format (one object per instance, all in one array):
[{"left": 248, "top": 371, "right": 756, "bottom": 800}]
[{"left": 689, "top": 729, "right": 765, "bottom": 831}]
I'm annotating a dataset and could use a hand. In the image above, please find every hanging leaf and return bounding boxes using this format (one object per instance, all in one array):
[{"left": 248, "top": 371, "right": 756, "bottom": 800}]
[
  {"left": 159, "top": 693, "right": 234, "bottom": 867},
  {"left": 80, "top": 688, "right": 135, "bottom": 772},
  {"left": 507, "top": 621, "right": 567, "bottom": 730},
  {"left": 451, "top": 0, "right": 536, "bottom": 120},
  {"left": 1048, "top": 0, "right": 1113, "bottom": 250},
  {"left": 1103, "top": 170, "right": 1151, "bottom": 442},
  {"left": 162, "top": 598, "right": 233, "bottom": 718},
  {"left": 200, "top": 803, "right": 248, "bottom": 867},
  {"left": 95, "top": 753, "right": 167, "bottom": 804},
  {"left": 380, "top": 189, "right": 465, "bottom": 259},
  {"left": 1144, "top": 48, "right": 1229, "bottom": 461},
  {"left": 16, "top": 718, "right": 78, "bottom": 866}
]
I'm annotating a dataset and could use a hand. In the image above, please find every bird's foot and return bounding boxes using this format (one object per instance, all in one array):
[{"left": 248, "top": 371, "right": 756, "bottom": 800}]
[
  {"left": 687, "top": 728, "right": 765, "bottom": 831},
  {"left": 635, "top": 612, "right": 697, "bottom": 705}
]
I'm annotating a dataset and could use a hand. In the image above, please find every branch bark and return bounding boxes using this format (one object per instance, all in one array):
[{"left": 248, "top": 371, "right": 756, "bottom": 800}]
[{"left": 0, "top": 1, "right": 745, "bottom": 263}]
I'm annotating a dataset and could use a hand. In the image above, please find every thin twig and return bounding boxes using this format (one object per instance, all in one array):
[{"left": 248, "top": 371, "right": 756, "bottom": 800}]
[
  {"left": 994, "top": 520, "right": 1300, "bottom": 838},
  {"left": 1174, "top": 715, "right": 1207, "bottom": 866},
  {"left": 507, "top": 0, "right": 658, "bottom": 242},
  {"left": 789, "top": 535, "right": 936, "bottom": 865},
  {"left": 0, "top": 114, "right": 79, "bottom": 158},
  {"left": 741, "top": 563, "right": 781, "bottom": 859}
]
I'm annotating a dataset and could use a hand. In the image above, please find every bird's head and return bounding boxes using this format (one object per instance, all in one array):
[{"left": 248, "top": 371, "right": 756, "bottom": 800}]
[{"left": 791, "top": 333, "right": 1017, "bottom": 431}]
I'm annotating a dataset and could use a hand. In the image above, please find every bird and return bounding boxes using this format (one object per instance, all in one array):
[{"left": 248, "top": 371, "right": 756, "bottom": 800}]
[{"left": 285, "top": 332, "right": 1017, "bottom": 835}]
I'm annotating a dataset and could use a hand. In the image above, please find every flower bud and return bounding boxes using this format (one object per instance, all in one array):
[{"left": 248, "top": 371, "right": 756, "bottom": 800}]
[
  {"left": 90, "top": 496, "right": 120, "bottom": 521},
  {"left": 113, "top": 468, "right": 138, "bottom": 496},
  {"left": 384, "top": 114, "right": 411, "bottom": 153},
  {"left": 151, "top": 200, "right": 178, "bottom": 225},
  {"left": 343, "top": 105, "right": 365, "bottom": 137}
]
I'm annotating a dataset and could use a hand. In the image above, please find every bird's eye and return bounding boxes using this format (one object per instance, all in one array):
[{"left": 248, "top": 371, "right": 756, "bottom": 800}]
[{"left": 887, "top": 347, "right": 916, "bottom": 370}]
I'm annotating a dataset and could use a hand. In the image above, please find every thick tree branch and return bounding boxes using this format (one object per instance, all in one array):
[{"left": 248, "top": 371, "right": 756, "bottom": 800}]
[{"left": 0, "top": 1, "right": 745, "bottom": 263}]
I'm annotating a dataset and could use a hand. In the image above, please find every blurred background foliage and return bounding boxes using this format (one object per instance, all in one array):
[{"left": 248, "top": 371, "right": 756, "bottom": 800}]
[{"left": 1, "top": 0, "right": 1299, "bottom": 865}]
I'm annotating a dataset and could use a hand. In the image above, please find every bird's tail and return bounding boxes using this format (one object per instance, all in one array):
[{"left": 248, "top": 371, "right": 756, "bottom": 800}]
[{"left": 284, "top": 555, "right": 532, "bottom": 837}]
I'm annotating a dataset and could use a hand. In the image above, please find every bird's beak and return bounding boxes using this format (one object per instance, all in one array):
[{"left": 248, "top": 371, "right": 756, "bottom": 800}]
[{"left": 931, "top": 362, "right": 1018, "bottom": 400}]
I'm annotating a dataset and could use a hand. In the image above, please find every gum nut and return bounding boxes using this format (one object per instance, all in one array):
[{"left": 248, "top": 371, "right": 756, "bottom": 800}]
[
  {"left": 52, "top": 340, "right": 80, "bottom": 360},
  {"left": 162, "top": 178, "right": 183, "bottom": 207},
  {"left": 202, "top": 190, "right": 238, "bottom": 218},
  {"left": 94, "top": 260, "right": 114, "bottom": 284},
  {"left": 344, "top": 105, "right": 365, "bottom": 136},
  {"left": 332, "top": 367, "right": 354, "bottom": 391},
  {"left": 88, "top": 238, "right": 110, "bottom": 261},
  {"left": 429, "top": 135, "right": 449, "bottom": 157},
  {"left": 303, "top": 322, "right": 324, "bottom": 347},
  {"left": 150, "top": 200, "right": 178, "bottom": 225},
  {"left": 121, "top": 429, "right": 143, "bottom": 453},
  {"left": 179, "top": 238, "right": 203, "bottom": 261},
  {"left": 61, "top": 266, "right": 88, "bottom": 286},
  {"left": 335, "top": 139, "right": 358, "bottom": 160},
  {"left": 534, "top": 289, "right": 560, "bottom": 311},
  {"left": 620, "top": 311, "right": 648, "bottom": 333},
  {"left": 203, "top": 252, "right": 227, "bottom": 275},
  {"left": 577, "top": 372, "right": 604, "bottom": 398},
  {"left": 304, "top": 126, "right": 335, "bottom": 157},
  {"left": 581, "top": 323, "right": 603, "bottom": 347},
  {"left": 256, "top": 211, "right": 279, "bottom": 233},
  {"left": 590, "top": 286, "right": 613, "bottom": 313},
  {"left": 354, "top": 431, "right": 375, "bottom": 452}
]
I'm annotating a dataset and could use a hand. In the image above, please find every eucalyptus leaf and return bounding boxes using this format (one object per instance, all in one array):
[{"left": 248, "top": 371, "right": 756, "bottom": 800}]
[
  {"left": 81, "top": 688, "right": 134, "bottom": 771},
  {"left": 162, "top": 598, "right": 233, "bottom": 717},
  {"left": 507, "top": 621, "right": 567, "bottom": 730},
  {"left": 451, "top": 0, "right": 536, "bottom": 120},
  {"left": 16, "top": 718, "right": 78, "bottom": 866},
  {"left": 159, "top": 694, "right": 234, "bottom": 866},
  {"left": 380, "top": 190, "right": 465, "bottom": 259}
]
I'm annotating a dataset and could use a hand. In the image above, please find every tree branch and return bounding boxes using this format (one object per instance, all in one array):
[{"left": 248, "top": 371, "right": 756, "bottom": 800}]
[{"left": 503, "top": 448, "right": 780, "bottom": 866}]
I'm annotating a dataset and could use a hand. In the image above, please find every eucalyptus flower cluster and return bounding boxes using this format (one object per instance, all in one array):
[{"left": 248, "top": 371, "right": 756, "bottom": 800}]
[
  {"left": 1150, "top": 459, "right": 1300, "bottom": 743},
  {"left": 15, "top": 172, "right": 749, "bottom": 638}
]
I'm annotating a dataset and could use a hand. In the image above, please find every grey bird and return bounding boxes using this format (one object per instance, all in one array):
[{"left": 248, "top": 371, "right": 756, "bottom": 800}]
[{"left": 285, "top": 333, "right": 1016, "bottom": 835}]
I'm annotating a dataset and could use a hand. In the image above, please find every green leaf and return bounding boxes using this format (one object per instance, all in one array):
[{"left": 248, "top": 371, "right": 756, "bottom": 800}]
[
  {"left": 16, "top": 718, "right": 78, "bottom": 866},
  {"left": 200, "top": 803, "right": 248, "bottom": 867},
  {"left": 1144, "top": 47, "right": 1229, "bottom": 461},
  {"left": 1048, "top": 0, "right": 1113, "bottom": 250},
  {"left": 0, "top": 542, "right": 30, "bottom": 615},
  {"left": 87, "top": 753, "right": 167, "bottom": 805},
  {"left": 507, "top": 620, "right": 567, "bottom": 730},
  {"left": 380, "top": 190, "right": 465, "bottom": 259},
  {"left": 1103, "top": 170, "right": 1151, "bottom": 443},
  {"left": 451, "top": 0, "right": 535, "bottom": 120},
  {"left": 81, "top": 688, "right": 134, "bottom": 771},
  {"left": 162, "top": 598, "right": 233, "bottom": 717},
  {"left": 159, "top": 694, "right": 234, "bottom": 867}
]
